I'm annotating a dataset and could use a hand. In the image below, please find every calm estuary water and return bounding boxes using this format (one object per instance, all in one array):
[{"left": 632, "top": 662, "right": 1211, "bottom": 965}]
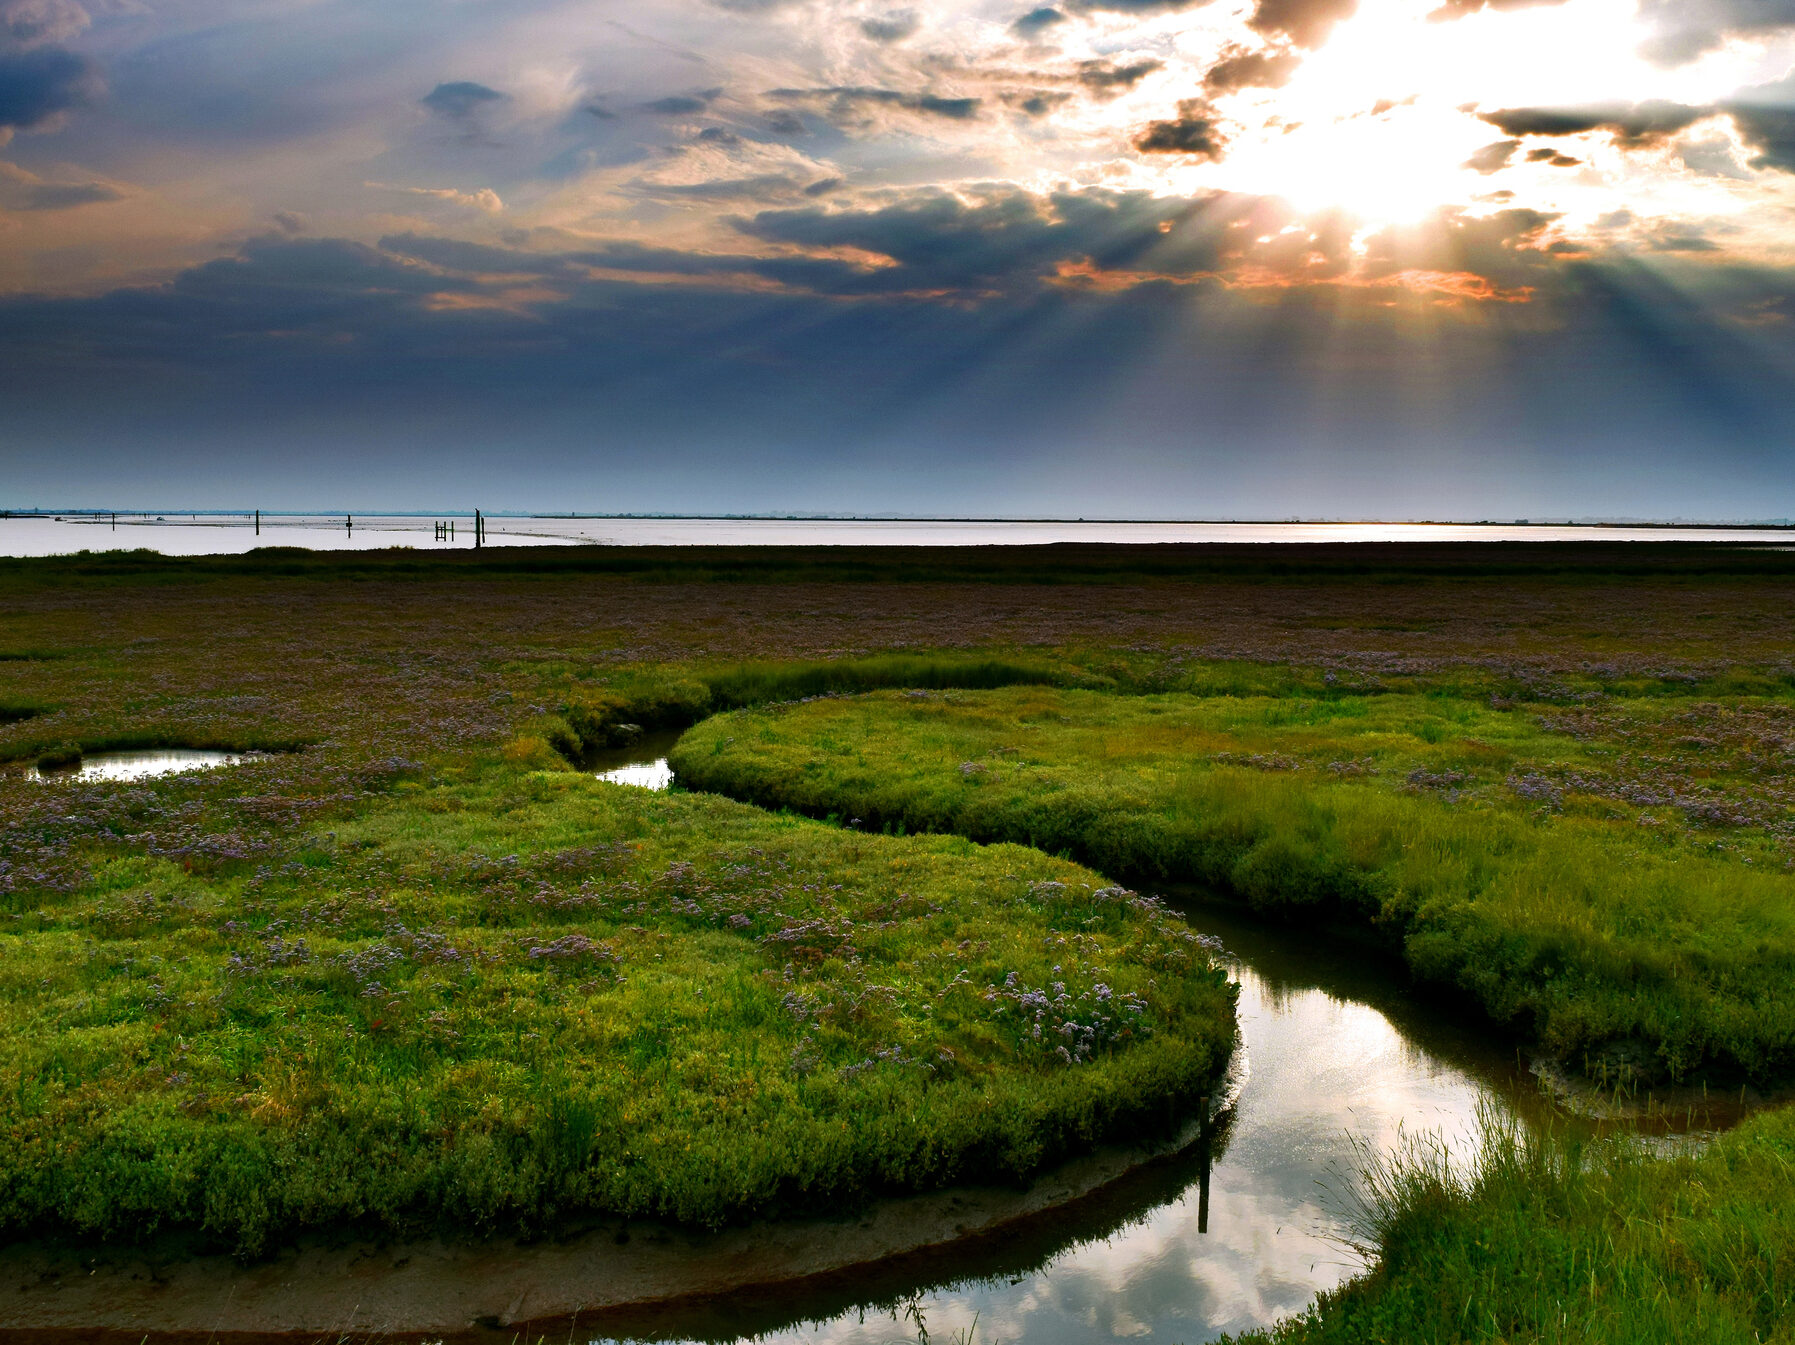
[{"left": 5, "top": 512, "right": 1795, "bottom": 556}]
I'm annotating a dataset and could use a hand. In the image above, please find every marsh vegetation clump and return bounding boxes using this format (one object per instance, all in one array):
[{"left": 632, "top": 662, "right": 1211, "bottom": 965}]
[
  {"left": 1229, "top": 1104, "right": 1795, "bottom": 1344},
  {"left": 33, "top": 740, "right": 82, "bottom": 771},
  {"left": 672, "top": 685, "right": 1795, "bottom": 1084}
]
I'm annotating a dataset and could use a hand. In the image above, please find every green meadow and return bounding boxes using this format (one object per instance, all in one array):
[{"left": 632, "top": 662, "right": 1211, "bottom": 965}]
[{"left": 2, "top": 542, "right": 1794, "bottom": 1338}]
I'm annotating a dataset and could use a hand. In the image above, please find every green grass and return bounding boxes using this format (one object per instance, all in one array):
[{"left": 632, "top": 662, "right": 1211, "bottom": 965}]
[
  {"left": 1230, "top": 1106, "right": 1795, "bottom": 1344},
  {"left": 0, "top": 750, "right": 1233, "bottom": 1253},
  {"left": 5, "top": 541, "right": 1795, "bottom": 1337},
  {"left": 670, "top": 687, "right": 1795, "bottom": 1083}
]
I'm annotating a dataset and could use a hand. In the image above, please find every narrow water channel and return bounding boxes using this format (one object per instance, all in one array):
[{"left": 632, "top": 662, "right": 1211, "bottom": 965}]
[{"left": 577, "top": 746, "right": 1530, "bottom": 1344}]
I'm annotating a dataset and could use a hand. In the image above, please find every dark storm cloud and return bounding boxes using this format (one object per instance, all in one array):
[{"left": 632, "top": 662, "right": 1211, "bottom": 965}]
[
  {"left": 421, "top": 81, "right": 509, "bottom": 121},
  {"left": 1464, "top": 139, "right": 1519, "bottom": 173},
  {"left": 1134, "top": 100, "right": 1226, "bottom": 156},
  {"left": 768, "top": 85, "right": 982, "bottom": 122},
  {"left": 644, "top": 87, "right": 724, "bottom": 113},
  {"left": 1247, "top": 0, "right": 1357, "bottom": 49},
  {"left": 1527, "top": 146, "right": 1582, "bottom": 165},
  {"left": 1011, "top": 6, "right": 1068, "bottom": 35},
  {"left": 1479, "top": 100, "right": 1710, "bottom": 145},
  {"left": 1637, "top": 0, "right": 1795, "bottom": 64},
  {"left": 0, "top": 42, "right": 100, "bottom": 133},
  {"left": 1202, "top": 46, "right": 1302, "bottom": 94},
  {"left": 860, "top": 10, "right": 921, "bottom": 41}
]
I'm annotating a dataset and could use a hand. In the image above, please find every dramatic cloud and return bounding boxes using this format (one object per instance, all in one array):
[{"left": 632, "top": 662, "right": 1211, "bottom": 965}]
[
  {"left": 370, "top": 182, "right": 504, "bottom": 212},
  {"left": 0, "top": 156, "right": 121, "bottom": 208},
  {"left": 1479, "top": 99, "right": 1710, "bottom": 145},
  {"left": 1247, "top": 0, "right": 1358, "bottom": 48},
  {"left": 421, "top": 81, "right": 507, "bottom": 122},
  {"left": 1203, "top": 46, "right": 1302, "bottom": 94},
  {"left": 1726, "top": 74, "right": 1795, "bottom": 172},
  {"left": 0, "top": 43, "right": 100, "bottom": 137},
  {"left": 1728, "top": 102, "right": 1795, "bottom": 171},
  {"left": 1134, "top": 101, "right": 1226, "bottom": 156},
  {"left": 0, "top": 0, "right": 88, "bottom": 47},
  {"left": 644, "top": 88, "right": 725, "bottom": 114},
  {"left": 768, "top": 85, "right": 982, "bottom": 124},
  {"left": 1008, "top": 89, "right": 1073, "bottom": 115},
  {"left": 1359, "top": 206, "right": 1560, "bottom": 297},
  {"left": 860, "top": 10, "right": 921, "bottom": 41},
  {"left": 1010, "top": 6, "right": 1068, "bottom": 35},
  {"left": 732, "top": 188, "right": 1246, "bottom": 292},
  {"left": 2, "top": 0, "right": 1793, "bottom": 516},
  {"left": 1464, "top": 138, "right": 1520, "bottom": 172},
  {"left": 1076, "top": 58, "right": 1162, "bottom": 92},
  {"left": 1637, "top": 0, "right": 1795, "bottom": 64}
]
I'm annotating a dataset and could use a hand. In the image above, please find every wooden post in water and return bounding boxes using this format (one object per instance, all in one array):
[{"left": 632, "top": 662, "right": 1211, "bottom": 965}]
[
  {"left": 1195, "top": 1094, "right": 1212, "bottom": 1235},
  {"left": 255, "top": 509, "right": 260, "bottom": 536},
  {"left": 475, "top": 509, "right": 483, "bottom": 549},
  {"left": 346, "top": 513, "right": 352, "bottom": 531}
]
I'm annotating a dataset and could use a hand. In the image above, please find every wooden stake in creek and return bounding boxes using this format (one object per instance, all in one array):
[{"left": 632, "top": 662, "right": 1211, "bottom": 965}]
[
  {"left": 474, "top": 509, "right": 483, "bottom": 549},
  {"left": 255, "top": 509, "right": 259, "bottom": 536},
  {"left": 1196, "top": 1097, "right": 1212, "bottom": 1236}
]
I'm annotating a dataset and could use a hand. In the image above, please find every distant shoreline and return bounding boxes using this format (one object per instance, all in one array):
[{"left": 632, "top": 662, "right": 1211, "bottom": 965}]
[{"left": 5, "top": 510, "right": 1795, "bottom": 529}]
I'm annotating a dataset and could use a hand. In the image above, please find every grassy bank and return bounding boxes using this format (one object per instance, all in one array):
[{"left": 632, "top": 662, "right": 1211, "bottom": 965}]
[
  {"left": 0, "top": 754, "right": 1233, "bottom": 1251},
  {"left": 670, "top": 687, "right": 1795, "bottom": 1083},
  {"left": 1231, "top": 1106, "right": 1795, "bottom": 1344},
  {"left": 0, "top": 554, "right": 1257, "bottom": 1253}
]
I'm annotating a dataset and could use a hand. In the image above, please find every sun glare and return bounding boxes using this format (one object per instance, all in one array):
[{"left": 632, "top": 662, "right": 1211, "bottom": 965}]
[{"left": 1180, "top": 0, "right": 1743, "bottom": 228}]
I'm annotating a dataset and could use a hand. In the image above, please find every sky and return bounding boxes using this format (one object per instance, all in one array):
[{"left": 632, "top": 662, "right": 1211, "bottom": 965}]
[{"left": 1, "top": 0, "right": 1793, "bottom": 517}]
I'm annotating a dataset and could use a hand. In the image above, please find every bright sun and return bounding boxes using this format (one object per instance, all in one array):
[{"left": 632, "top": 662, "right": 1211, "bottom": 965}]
[{"left": 1157, "top": 0, "right": 1775, "bottom": 229}]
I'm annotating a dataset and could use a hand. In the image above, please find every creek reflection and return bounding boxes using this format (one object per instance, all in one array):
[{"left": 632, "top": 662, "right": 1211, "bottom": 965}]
[
  {"left": 561, "top": 900, "right": 1532, "bottom": 1345},
  {"left": 589, "top": 730, "right": 683, "bottom": 790}
]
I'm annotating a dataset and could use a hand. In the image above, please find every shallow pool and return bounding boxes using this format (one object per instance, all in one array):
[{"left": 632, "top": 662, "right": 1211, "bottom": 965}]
[{"left": 31, "top": 748, "right": 256, "bottom": 782}]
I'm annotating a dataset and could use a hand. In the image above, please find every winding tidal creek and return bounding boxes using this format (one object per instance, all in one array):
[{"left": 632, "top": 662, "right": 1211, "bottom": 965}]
[{"left": 2, "top": 745, "right": 1729, "bottom": 1343}]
